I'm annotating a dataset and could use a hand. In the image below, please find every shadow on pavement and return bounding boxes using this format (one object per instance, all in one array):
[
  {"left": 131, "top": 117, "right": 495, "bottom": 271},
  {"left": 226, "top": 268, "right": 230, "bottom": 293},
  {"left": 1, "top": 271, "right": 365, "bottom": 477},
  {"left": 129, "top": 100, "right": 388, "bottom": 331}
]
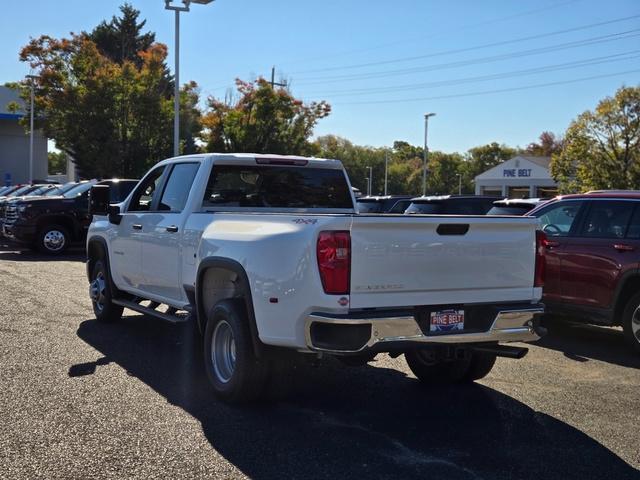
[
  {"left": 0, "top": 243, "right": 85, "bottom": 262},
  {"left": 73, "top": 316, "right": 639, "bottom": 480},
  {"left": 535, "top": 320, "right": 640, "bottom": 370}
]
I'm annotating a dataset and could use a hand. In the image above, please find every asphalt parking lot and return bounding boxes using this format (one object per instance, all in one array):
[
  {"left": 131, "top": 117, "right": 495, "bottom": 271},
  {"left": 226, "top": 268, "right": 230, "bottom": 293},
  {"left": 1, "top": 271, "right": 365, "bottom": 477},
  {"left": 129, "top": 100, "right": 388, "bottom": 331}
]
[{"left": 0, "top": 245, "right": 639, "bottom": 480}]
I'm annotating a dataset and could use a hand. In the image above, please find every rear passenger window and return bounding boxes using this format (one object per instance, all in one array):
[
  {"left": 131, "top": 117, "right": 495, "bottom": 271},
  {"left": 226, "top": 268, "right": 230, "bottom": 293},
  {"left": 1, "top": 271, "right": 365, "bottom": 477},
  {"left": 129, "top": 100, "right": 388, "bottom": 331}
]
[
  {"left": 580, "top": 201, "right": 634, "bottom": 239},
  {"left": 158, "top": 163, "right": 200, "bottom": 212}
]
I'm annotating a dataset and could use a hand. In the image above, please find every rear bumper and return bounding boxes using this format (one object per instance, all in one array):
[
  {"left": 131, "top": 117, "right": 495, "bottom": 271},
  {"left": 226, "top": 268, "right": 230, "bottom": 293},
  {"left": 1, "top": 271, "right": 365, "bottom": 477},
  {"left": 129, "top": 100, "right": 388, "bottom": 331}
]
[{"left": 304, "top": 303, "right": 544, "bottom": 354}]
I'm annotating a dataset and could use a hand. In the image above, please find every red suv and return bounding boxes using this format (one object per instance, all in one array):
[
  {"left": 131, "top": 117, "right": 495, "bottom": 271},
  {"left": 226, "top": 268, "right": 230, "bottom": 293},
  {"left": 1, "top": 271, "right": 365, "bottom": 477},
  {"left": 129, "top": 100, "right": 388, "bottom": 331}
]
[{"left": 527, "top": 192, "right": 640, "bottom": 352}]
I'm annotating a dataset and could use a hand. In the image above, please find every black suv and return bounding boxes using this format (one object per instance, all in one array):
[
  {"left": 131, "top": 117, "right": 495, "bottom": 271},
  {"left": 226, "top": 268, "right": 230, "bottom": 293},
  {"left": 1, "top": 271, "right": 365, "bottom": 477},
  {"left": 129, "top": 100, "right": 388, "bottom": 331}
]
[
  {"left": 356, "top": 195, "right": 413, "bottom": 213},
  {"left": 3, "top": 179, "right": 138, "bottom": 254},
  {"left": 405, "top": 195, "right": 502, "bottom": 215},
  {"left": 486, "top": 198, "right": 547, "bottom": 216}
]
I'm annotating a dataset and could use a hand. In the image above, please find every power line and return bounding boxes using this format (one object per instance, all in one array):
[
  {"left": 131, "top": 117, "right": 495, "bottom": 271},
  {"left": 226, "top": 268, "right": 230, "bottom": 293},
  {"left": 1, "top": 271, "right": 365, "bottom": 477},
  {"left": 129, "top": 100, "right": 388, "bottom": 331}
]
[
  {"left": 278, "top": 0, "right": 584, "bottom": 67},
  {"left": 333, "top": 69, "right": 640, "bottom": 106},
  {"left": 293, "top": 29, "right": 640, "bottom": 85},
  {"left": 301, "top": 50, "right": 640, "bottom": 97},
  {"left": 288, "top": 13, "right": 640, "bottom": 75}
]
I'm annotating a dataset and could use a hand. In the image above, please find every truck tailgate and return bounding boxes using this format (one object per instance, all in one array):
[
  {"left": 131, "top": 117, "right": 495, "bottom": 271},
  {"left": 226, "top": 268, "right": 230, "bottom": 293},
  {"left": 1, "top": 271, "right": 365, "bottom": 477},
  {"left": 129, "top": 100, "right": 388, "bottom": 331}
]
[{"left": 349, "top": 215, "right": 538, "bottom": 309}]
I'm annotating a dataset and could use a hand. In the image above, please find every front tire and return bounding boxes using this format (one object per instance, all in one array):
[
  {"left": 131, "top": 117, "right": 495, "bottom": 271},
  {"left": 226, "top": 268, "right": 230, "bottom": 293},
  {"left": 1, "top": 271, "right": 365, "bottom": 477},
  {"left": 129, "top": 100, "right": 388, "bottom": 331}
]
[
  {"left": 37, "top": 224, "right": 70, "bottom": 255},
  {"left": 621, "top": 292, "right": 640, "bottom": 354},
  {"left": 90, "top": 260, "right": 123, "bottom": 323},
  {"left": 204, "top": 299, "right": 271, "bottom": 403}
]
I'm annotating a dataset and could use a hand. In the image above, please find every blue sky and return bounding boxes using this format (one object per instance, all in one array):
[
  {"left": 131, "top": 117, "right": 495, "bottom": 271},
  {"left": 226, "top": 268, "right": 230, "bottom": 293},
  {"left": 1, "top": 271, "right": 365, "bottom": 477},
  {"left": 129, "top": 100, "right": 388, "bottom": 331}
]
[{"left": 1, "top": 0, "right": 638, "bottom": 153}]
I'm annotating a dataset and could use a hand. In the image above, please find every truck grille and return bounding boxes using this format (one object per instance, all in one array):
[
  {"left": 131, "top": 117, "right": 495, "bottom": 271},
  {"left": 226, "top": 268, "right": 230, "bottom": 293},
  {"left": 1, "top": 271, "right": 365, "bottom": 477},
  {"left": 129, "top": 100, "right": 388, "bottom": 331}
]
[{"left": 5, "top": 205, "right": 19, "bottom": 222}]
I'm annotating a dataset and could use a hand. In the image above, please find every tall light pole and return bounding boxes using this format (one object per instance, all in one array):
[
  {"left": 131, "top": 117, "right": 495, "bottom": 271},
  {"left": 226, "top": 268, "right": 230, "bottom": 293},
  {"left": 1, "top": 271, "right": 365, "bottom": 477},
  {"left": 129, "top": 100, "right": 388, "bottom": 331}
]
[
  {"left": 26, "top": 74, "right": 39, "bottom": 184},
  {"left": 165, "top": 0, "right": 215, "bottom": 157},
  {"left": 423, "top": 112, "right": 436, "bottom": 196},
  {"left": 366, "top": 166, "right": 373, "bottom": 196},
  {"left": 456, "top": 173, "right": 462, "bottom": 195},
  {"left": 384, "top": 150, "right": 388, "bottom": 195}
]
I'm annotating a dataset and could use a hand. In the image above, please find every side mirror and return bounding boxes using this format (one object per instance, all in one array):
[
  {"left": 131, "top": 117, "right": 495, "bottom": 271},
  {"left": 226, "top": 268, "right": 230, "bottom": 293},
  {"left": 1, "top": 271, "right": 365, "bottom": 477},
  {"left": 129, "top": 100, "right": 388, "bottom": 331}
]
[
  {"left": 108, "top": 204, "right": 122, "bottom": 225},
  {"left": 89, "top": 185, "right": 110, "bottom": 216}
]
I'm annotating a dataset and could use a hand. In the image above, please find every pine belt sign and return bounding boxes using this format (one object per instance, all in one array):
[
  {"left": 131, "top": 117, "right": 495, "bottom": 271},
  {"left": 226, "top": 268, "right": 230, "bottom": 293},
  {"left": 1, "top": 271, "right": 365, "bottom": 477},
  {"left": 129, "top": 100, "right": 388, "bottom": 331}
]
[{"left": 503, "top": 168, "right": 532, "bottom": 177}]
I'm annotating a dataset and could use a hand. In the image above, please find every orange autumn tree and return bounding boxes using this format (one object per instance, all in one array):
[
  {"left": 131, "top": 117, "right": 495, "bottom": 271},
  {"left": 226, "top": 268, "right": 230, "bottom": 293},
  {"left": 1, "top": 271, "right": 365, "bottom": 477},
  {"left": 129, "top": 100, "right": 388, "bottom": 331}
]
[
  {"left": 203, "top": 78, "right": 330, "bottom": 156},
  {"left": 17, "top": 4, "right": 201, "bottom": 178}
]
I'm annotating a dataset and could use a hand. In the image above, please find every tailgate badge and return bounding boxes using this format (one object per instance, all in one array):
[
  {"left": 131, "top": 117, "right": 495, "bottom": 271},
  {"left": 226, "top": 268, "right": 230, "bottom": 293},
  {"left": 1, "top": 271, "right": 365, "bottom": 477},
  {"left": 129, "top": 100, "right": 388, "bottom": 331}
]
[{"left": 292, "top": 218, "right": 318, "bottom": 225}]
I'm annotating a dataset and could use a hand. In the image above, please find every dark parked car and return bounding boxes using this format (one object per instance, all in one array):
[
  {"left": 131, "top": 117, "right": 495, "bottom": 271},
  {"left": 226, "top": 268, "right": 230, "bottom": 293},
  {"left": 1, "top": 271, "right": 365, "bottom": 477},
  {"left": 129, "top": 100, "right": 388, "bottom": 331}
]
[
  {"left": 0, "top": 185, "right": 19, "bottom": 196},
  {"left": 405, "top": 195, "right": 502, "bottom": 215},
  {"left": 356, "top": 195, "right": 412, "bottom": 213},
  {"left": 3, "top": 179, "right": 138, "bottom": 254},
  {"left": 0, "top": 184, "right": 59, "bottom": 232},
  {"left": 527, "top": 192, "right": 640, "bottom": 352},
  {"left": 487, "top": 198, "right": 546, "bottom": 216},
  {"left": 0, "top": 184, "right": 44, "bottom": 201}
]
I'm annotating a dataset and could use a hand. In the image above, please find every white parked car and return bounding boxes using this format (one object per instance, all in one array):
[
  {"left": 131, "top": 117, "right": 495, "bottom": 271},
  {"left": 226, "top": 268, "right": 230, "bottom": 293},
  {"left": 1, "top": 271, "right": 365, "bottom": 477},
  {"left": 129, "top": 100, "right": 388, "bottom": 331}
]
[{"left": 86, "top": 153, "right": 546, "bottom": 403}]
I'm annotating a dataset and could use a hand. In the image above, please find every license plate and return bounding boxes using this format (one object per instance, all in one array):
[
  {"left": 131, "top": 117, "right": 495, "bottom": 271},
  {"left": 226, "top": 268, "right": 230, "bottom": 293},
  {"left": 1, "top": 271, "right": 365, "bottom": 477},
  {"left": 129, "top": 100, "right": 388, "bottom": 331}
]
[{"left": 430, "top": 309, "right": 464, "bottom": 333}]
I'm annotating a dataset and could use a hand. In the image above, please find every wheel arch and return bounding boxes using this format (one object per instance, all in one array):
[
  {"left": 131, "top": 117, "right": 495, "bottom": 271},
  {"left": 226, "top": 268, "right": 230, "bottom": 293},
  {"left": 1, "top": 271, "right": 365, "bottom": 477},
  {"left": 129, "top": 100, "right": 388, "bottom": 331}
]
[
  {"left": 36, "top": 214, "right": 79, "bottom": 240},
  {"left": 86, "top": 236, "right": 109, "bottom": 281},
  {"left": 196, "top": 257, "right": 263, "bottom": 357},
  {"left": 613, "top": 273, "right": 640, "bottom": 325},
  {"left": 86, "top": 235, "right": 124, "bottom": 299}
]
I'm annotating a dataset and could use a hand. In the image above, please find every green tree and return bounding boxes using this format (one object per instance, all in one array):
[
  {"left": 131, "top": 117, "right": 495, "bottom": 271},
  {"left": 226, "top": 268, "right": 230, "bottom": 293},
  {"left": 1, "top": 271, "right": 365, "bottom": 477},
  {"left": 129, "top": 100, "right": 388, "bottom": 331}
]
[
  {"left": 203, "top": 78, "right": 330, "bottom": 156},
  {"left": 551, "top": 85, "right": 640, "bottom": 193},
  {"left": 315, "top": 135, "right": 385, "bottom": 194},
  {"left": 89, "top": 3, "right": 155, "bottom": 67},
  {"left": 425, "top": 152, "right": 464, "bottom": 195},
  {"left": 180, "top": 80, "right": 203, "bottom": 154},
  {"left": 48, "top": 151, "right": 67, "bottom": 175}
]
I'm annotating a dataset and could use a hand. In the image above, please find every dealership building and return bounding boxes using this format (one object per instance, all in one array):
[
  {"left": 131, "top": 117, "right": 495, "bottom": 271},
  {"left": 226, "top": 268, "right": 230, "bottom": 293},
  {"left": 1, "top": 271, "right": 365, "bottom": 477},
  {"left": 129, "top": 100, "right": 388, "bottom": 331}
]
[
  {"left": 0, "top": 85, "right": 48, "bottom": 185},
  {"left": 474, "top": 155, "right": 558, "bottom": 198}
]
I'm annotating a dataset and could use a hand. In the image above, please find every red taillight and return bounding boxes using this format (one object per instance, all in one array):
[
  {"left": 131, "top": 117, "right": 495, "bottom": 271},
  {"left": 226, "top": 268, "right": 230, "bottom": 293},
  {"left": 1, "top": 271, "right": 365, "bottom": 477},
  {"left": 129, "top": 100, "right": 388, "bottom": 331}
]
[
  {"left": 535, "top": 230, "right": 547, "bottom": 288},
  {"left": 317, "top": 231, "right": 351, "bottom": 294}
]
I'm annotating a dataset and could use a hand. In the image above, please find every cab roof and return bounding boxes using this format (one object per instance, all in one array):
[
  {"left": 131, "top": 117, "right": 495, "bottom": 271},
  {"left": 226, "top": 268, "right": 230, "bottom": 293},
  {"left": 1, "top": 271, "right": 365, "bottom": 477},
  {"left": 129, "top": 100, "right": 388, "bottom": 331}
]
[
  {"left": 556, "top": 191, "right": 640, "bottom": 200},
  {"left": 158, "top": 153, "right": 344, "bottom": 169}
]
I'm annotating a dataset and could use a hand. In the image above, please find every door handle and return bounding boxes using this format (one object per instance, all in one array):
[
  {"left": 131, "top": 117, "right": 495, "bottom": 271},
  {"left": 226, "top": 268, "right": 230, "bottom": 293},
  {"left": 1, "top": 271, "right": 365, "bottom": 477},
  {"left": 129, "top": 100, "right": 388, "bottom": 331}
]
[
  {"left": 613, "top": 244, "right": 635, "bottom": 252},
  {"left": 166, "top": 225, "right": 179, "bottom": 233},
  {"left": 545, "top": 240, "right": 560, "bottom": 248},
  {"left": 132, "top": 224, "right": 142, "bottom": 230}
]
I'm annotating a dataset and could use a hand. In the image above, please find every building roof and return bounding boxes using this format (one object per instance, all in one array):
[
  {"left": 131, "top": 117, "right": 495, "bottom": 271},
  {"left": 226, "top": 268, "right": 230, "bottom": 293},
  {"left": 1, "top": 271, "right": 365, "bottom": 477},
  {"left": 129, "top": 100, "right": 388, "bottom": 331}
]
[{"left": 518, "top": 155, "right": 551, "bottom": 168}]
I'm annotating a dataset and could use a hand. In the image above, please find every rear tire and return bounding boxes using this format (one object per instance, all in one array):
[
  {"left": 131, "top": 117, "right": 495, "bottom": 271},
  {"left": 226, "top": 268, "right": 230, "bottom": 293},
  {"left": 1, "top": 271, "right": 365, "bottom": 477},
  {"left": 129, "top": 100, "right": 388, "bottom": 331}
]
[
  {"left": 464, "top": 352, "right": 497, "bottom": 381},
  {"left": 204, "top": 299, "right": 272, "bottom": 403},
  {"left": 37, "top": 224, "right": 70, "bottom": 255},
  {"left": 405, "top": 349, "right": 470, "bottom": 384},
  {"left": 621, "top": 292, "right": 640, "bottom": 354},
  {"left": 90, "top": 260, "right": 123, "bottom": 323}
]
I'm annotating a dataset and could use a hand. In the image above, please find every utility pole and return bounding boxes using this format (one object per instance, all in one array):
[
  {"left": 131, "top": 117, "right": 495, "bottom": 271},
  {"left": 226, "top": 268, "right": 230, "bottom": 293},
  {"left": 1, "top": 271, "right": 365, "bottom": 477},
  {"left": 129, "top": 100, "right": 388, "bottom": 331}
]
[
  {"left": 423, "top": 112, "right": 436, "bottom": 196},
  {"left": 367, "top": 166, "right": 373, "bottom": 196},
  {"left": 165, "top": 0, "right": 215, "bottom": 157},
  {"left": 26, "top": 74, "right": 39, "bottom": 184},
  {"left": 270, "top": 66, "right": 287, "bottom": 89},
  {"left": 457, "top": 173, "right": 462, "bottom": 195},
  {"left": 384, "top": 150, "right": 388, "bottom": 195}
]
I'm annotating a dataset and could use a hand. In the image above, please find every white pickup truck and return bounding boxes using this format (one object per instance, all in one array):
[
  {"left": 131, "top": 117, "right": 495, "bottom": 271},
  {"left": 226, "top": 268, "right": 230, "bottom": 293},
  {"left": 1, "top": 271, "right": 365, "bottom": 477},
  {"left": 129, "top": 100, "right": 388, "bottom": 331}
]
[{"left": 86, "top": 153, "right": 546, "bottom": 402}]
